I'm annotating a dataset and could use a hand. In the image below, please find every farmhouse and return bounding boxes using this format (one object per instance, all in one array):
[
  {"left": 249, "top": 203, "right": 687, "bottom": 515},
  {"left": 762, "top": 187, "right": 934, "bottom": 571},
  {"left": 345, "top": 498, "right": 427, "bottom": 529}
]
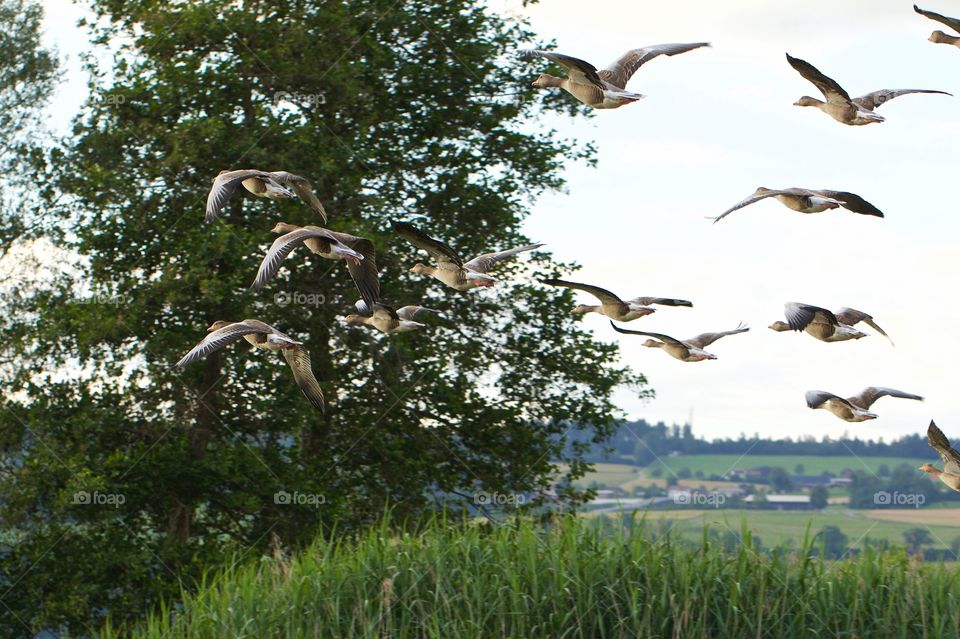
[{"left": 744, "top": 495, "right": 813, "bottom": 510}]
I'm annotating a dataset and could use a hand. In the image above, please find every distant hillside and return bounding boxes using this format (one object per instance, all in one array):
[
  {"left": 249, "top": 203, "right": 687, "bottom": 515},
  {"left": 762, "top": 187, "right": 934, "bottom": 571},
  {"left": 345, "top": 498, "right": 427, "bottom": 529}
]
[{"left": 567, "top": 419, "right": 932, "bottom": 465}]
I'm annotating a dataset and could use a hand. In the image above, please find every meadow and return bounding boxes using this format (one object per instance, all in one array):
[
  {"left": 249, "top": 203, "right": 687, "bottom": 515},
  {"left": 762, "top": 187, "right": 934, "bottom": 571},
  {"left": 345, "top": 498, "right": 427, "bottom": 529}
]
[{"left": 108, "top": 515, "right": 960, "bottom": 639}]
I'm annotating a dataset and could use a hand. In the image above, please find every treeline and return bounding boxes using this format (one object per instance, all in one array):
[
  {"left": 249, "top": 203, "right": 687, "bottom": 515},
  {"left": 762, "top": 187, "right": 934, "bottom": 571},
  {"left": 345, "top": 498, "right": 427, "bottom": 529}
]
[{"left": 569, "top": 419, "right": 932, "bottom": 465}]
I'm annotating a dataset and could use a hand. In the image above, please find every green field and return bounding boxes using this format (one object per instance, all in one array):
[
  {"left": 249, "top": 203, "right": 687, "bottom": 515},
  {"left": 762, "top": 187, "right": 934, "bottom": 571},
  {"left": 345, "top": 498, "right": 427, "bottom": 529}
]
[{"left": 647, "top": 454, "right": 929, "bottom": 478}]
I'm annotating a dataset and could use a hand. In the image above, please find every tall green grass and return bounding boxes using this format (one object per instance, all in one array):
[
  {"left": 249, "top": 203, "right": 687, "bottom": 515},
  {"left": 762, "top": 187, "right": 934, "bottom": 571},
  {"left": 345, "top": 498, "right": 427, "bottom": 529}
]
[{"left": 108, "top": 515, "right": 960, "bottom": 638}]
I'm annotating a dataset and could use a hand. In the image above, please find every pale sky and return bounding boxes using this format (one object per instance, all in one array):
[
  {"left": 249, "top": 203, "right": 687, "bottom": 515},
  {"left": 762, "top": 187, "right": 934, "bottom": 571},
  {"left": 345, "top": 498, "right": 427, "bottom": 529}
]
[{"left": 39, "top": 1, "right": 959, "bottom": 441}]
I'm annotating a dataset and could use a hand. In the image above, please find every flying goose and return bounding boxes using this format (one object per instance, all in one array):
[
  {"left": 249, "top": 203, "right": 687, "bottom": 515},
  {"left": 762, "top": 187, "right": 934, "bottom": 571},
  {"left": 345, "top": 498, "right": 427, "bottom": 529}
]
[
  {"left": 252, "top": 222, "right": 379, "bottom": 308},
  {"left": 205, "top": 170, "right": 328, "bottom": 222},
  {"left": 914, "top": 5, "right": 960, "bottom": 47},
  {"left": 609, "top": 321, "right": 749, "bottom": 362},
  {"left": 920, "top": 421, "right": 960, "bottom": 492},
  {"left": 392, "top": 221, "right": 543, "bottom": 292},
  {"left": 805, "top": 387, "right": 923, "bottom": 422},
  {"left": 710, "top": 187, "right": 883, "bottom": 223},
  {"left": 786, "top": 53, "right": 950, "bottom": 125},
  {"left": 540, "top": 278, "right": 691, "bottom": 322},
  {"left": 172, "top": 320, "right": 324, "bottom": 411},
  {"left": 340, "top": 300, "right": 439, "bottom": 334},
  {"left": 520, "top": 42, "right": 710, "bottom": 109},
  {"left": 769, "top": 303, "right": 893, "bottom": 344}
]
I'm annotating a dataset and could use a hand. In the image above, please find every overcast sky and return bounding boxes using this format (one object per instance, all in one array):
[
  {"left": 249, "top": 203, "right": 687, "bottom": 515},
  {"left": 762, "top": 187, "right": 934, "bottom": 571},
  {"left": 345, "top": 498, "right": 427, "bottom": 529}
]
[{"left": 40, "top": 1, "right": 959, "bottom": 442}]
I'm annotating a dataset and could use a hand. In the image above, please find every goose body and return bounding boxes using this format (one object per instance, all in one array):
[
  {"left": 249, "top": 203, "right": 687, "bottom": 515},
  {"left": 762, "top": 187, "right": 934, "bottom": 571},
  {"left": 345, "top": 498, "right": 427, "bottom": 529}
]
[
  {"left": 520, "top": 43, "right": 710, "bottom": 109},
  {"left": 786, "top": 53, "right": 950, "bottom": 126},
  {"left": 341, "top": 301, "right": 438, "bottom": 334},
  {"left": 610, "top": 321, "right": 748, "bottom": 362},
  {"left": 206, "top": 169, "right": 327, "bottom": 222},
  {"left": 540, "top": 278, "right": 691, "bottom": 322},
  {"left": 253, "top": 222, "right": 379, "bottom": 307},
  {"left": 392, "top": 221, "right": 542, "bottom": 292},
  {"left": 920, "top": 421, "right": 960, "bottom": 492},
  {"left": 914, "top": 5, "right": 960, "bottom": 48},
  {"left": 172, "top": 319, "right": 325, "bottom": 411},
  {"left": 805, "top": 387, "right": 923, "bottom": 422},
  {"left": 711, "top": 187, "right": 883, "bottom": 223},
  {"left": 770, "top": 303, "right": 892, "bottom": 344}
]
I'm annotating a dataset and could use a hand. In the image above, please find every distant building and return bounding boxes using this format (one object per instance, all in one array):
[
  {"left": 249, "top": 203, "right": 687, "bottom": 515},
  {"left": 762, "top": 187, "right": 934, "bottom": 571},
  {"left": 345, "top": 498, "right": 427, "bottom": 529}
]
[
  {"left": 792, "top": 475, "right": 832, "bottom": 487},
  {"left": 744, "top": 494, "right": 813, "bottom": 510}
]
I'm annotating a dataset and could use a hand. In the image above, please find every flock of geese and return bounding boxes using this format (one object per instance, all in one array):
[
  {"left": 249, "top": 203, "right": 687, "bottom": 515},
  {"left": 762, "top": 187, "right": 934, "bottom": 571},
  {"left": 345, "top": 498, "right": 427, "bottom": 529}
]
[{"left": 171, "top": 5, "right": 960, "bottom": 494}]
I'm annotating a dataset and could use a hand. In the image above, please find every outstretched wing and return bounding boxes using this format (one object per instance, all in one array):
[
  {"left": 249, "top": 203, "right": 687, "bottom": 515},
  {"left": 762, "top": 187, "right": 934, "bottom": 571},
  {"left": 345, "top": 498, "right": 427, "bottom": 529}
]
[
  {"left": 540, "top": 278, "right": 624, "bottom": 305},
  {"left": 519, "top": 50, "right": 605, "bottom": 88},
  {"left": 282, "top": 346, "right": 325, "bottom": 412},
  {"left": 599, "top": 42, "right": 710, "bottom": 89},
  {"left": 270, "top": 171, "right": 328, "bottom": 223},
  {"left": 853, "top": 89, "right": 951, "bottom": 112},
  {"left": 784, "top": 302, "right": 839, "bottom": 331},
  {"left": 396, "top": 306, "right": 439, "bottom": 321},
  {"left": 928, "top": 420, "right": 960, "bottom": 475},
  {"left": 686, "top": 323, "right": 749, "bottom": 349},
  {"left": 914, "top": 5, "right": 960, "bottom": 33},
  {"left": 608, "top": 321, "right": 686, "bottom": 345},
  {"left": 805, "top": 390, "right": 852, "bottom": 411},
  {"left": 628, "top": 297, "right": 693, "bottom": 307},
  {"left": 815, "top": 190, "right": 884, "bottom": 218},
  {"left": 834, "top": 307, "right": 893, "bottom": 344},
  {"left": 848, "top": 387, "right": 923, "bottom": 410},
  {"left": 710, "top": 189, "right": 807, "bottom": 223},
  {"left": 329, "top": 231, "right": 380, "bottom": 308},
  {"left": 205, "top": 169, "right": 272, "bottom": 222},
  {"left": 172, "top": 321, "right": 269, "bottom": 369},
  {"left": 464, "top": 243, "right": 543, "bottom": 273},
  {"left": 391, "top": 221, "right": 463, "bottom": 268},
  {"left": 251, "top": 226, "right": 338, "bottom": 291},
  {"left": 786, "top": 54, "right": 851, "bottom": 104}
]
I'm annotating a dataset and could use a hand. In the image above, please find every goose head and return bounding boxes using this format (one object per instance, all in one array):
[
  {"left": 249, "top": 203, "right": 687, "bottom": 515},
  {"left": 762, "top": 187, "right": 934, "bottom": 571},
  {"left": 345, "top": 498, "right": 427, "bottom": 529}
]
[
  {"left": 768, "top": 321, "right": 791, "bottom": 332},
  {"left": 207, "top": 320, "right": 231, "bottom": 332},
  {"left": 532, "top": 73, "right": 564, "bottom": 88},
  {"left": 793, "top": 96, "right": 824, "bottom": 107},
  {"left": 642, "top": 339, "right": 661, "bottom": 348},
  {"left": 409, "top": 263, "right": 432, "bottom": 275},
  {"left": 929, "top": 30, "right": 955, "bottom": 43},
  {"left": 339, "top": 314, "right": 365, "bottom": 326},
  {"left": 919, "top": 463, "right": 939, "bottom": 476},
  {"left": 271, "top": 222, "right": 300, "bottom": 234},
  {"left": 571, "top": 304, "right": 593, "bottom": 314}
]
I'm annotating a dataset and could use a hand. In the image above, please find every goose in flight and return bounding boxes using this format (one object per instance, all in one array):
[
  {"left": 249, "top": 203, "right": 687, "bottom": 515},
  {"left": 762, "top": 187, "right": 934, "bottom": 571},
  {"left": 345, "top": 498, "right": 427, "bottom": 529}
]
[
  {"left": 805, "top": 387, "right": 923, "bottom": 422},
  {"left": 609, "top": 321, "right": 748, "bottom": 362},
  {"left": 520, "top": 42, "right": 710, "bottom": 109},
  {"left": 252, "top": 222, "right": 379, "bottom": 308},
  {"left": 540, "top": 278, "right": 691, "bottom": 322},
  {"left": 786, "top": 53, "right": 950, "bottom": 125},
  {"left": 340, "top": 300, "right": 439, "bottom": 334},
  {"left": 392, "top": 221, "right": 543, "bottom": 292},
  {"left": 914, "top": 5, "right": 960, "bottom": 48},
  {"left": 769, "top": 303, "right": 893, "bottom": 344},
  {"left": 710, "top": 187, "right": 883, "bottom": 223},
  {"left": 205, "top": 169, "right": 327, "bottom": 222},
  {"left": 920, "top": 421, "right": 960, "bottom": 492},
  {"left": 172, "top": 320, "right": 324, "bottom": 411}
]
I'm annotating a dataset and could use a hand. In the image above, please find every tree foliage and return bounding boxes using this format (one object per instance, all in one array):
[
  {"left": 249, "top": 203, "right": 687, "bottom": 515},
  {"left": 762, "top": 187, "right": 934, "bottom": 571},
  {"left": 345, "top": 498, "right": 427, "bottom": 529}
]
[{"left": 0, "top": 0, "right": 644, "bottom": 633}]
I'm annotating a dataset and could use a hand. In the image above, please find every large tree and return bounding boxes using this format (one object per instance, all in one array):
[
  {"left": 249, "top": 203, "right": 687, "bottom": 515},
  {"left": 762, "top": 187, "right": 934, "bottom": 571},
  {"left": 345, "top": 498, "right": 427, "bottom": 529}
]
[{"left": 0, "top": 0, "right": 645, "bottom": 634}]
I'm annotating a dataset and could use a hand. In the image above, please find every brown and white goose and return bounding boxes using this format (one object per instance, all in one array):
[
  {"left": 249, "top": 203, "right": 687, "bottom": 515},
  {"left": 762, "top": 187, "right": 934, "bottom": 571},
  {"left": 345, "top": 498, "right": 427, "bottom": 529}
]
[
  {"left": 340, "top": 300, "right": 439, "bottom": 334},
  {"left": 392, "top": 221, "right": 543, "bottom": 292},
  {"left": 786, "top": 53, "right": 950, "bottom": 126},
  {"left": 711, "top": 187, "right": 883, "bottom": 223},
  {"left": 540, "top": 278, "right": 691, "bottom": 322},
  {"left": 520, "top": 42, "right": 710, "bottom": 109},
  {"left": 920, "top": 421, "right": 960, "bottom": 492},
  {"left": 252, "top": 222, "right": 379, "bottom": 308},
  {"left": 610, "top": 321, "right": 749, "bottom": 362},
  {"left": 914, "top": 5, "right": 960, "bottom": 48},
  {"left": 172, "top": 319, "right": 324, "bottom": 411},
  {"left": 205, "top": 169, "right": 327, "bottom": 222},
  {"left": 770, "top": 303, "right": 893, "bottom": 344},
  {"left": 805, "top": 387, "right": 923, "bottom": 422}
]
